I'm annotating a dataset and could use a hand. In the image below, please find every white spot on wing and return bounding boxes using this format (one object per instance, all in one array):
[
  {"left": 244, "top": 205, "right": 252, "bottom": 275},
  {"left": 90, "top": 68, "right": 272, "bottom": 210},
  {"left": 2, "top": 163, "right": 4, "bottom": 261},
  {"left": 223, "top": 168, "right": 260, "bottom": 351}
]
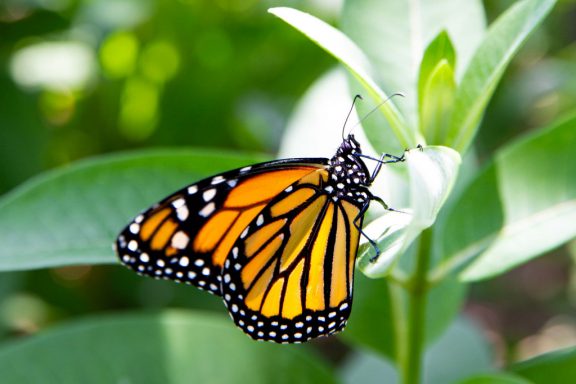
[
  {"left": 199, "top": 202, "right": 216, "bottom": 217},
  {"left": 176, "top": 205, "right": 189, "bottom": 221},
  {"left": 203, "top": 188, "right": 216, "bottom": 202},
  {"left": 128, "top": 240, "right": 138, "bottom": 251},
  {"left": 129, "top": 223, "right": 140, "bottom": 234},
  {"left": 187, "top": 185, "right": 198, "bottom": 195},
  {"left": 171, "top": 231, "right": 190, "bottom": 249}
]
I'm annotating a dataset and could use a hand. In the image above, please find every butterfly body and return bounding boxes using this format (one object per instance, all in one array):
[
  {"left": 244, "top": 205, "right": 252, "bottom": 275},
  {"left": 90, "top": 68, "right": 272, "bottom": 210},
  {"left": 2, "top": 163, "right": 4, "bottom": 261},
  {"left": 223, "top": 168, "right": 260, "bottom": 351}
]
[{"left": 116, "top": 134, "right": 384, "bottom": 343}]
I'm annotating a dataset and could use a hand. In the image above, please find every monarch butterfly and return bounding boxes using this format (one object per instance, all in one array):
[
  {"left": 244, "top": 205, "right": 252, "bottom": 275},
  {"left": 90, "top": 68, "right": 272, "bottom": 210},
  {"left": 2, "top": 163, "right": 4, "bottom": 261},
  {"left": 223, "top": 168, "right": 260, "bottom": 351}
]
[{"left": 115, "top": 101, "right": 405, "bottom": 343}]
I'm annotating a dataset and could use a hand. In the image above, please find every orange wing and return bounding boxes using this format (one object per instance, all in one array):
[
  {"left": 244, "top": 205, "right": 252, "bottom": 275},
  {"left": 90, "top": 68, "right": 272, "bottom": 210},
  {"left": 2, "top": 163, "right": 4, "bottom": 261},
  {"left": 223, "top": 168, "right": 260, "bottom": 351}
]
[{"left": 115, "top": 159, "right": 327, "bottom": 296}]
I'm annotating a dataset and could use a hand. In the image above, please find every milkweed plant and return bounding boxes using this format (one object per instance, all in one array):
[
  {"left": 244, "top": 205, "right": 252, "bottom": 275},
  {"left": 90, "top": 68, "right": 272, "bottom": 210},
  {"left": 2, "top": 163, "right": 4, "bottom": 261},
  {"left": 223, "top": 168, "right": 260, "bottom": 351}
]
[{"left": 0, "top": 0, "right": 574, "bottom": 383}]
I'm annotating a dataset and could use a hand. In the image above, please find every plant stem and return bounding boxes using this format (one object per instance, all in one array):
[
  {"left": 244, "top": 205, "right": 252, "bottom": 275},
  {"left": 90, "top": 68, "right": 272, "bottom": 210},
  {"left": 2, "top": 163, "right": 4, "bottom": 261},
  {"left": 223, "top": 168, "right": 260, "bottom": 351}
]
[{"left": 401, "top": 228, "right": 432, "bottom": 384}]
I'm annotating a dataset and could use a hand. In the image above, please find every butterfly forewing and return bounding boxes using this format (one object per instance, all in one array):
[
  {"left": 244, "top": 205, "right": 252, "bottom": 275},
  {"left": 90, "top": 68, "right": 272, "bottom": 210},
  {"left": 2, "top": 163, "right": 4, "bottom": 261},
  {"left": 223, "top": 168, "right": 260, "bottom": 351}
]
[
  {"left": 220, "top": 168, "right": 363, "bottom": 343},
  {"left": 116, "top": 159, "right": 327, "bottom": 296}
]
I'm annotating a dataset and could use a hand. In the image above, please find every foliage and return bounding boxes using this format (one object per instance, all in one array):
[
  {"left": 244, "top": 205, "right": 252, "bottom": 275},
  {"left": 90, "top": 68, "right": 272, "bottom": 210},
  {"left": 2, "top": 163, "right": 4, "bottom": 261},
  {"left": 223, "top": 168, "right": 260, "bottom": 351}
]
[{"left": 1, "top": 0, "right": 575, "bottom": 383}]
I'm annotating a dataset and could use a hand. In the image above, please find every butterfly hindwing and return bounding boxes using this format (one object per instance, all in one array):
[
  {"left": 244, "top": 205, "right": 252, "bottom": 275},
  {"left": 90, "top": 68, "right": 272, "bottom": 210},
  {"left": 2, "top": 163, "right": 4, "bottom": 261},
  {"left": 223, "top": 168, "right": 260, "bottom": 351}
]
[
  {"left": 220, "top": 168, "right": 363, "bottom": 342},
  {"left": 115, "top": 159, "right": 328, "bottom": 296}
]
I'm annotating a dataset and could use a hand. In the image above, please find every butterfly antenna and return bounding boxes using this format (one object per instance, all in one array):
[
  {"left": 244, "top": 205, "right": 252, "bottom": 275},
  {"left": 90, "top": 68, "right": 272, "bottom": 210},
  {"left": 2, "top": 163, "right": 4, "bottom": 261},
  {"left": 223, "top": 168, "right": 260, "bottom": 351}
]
[
  {"left": 350, "top": 92, "right": 405, "bottom": 131},
  {"left": 342, "top": 94, "right": 364, "bottom": 140}
]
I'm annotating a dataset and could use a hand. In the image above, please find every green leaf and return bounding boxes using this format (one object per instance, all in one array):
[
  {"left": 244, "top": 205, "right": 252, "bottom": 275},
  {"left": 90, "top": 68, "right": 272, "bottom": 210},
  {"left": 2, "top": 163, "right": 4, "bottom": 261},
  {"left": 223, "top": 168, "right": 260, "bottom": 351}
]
[
  {"left": 511, "top": 346, "right": 576, "bottom": 383},
  {"left": 431, "top": 112, "right": 576, "bottom": 282},
  {"left": 0, "top": 150, "right": 269, "bottom": 271},
  {"left": 268, "top": 6, "right": 412, "bottom": 150},
  {"left": 0, "top": 311, "right": 336, "bottom": 384},
  {"left": 418, "top": 31, "right": 457, "bottom": 145},
  {"left": 341, "top": 0, "right": 485, "bottom": 150},
  {"left": 458, "top": 373, "right": 533, "bottom": 384},
  {"left": 447, "top": 0, "right": 557, "bottom": 152}
]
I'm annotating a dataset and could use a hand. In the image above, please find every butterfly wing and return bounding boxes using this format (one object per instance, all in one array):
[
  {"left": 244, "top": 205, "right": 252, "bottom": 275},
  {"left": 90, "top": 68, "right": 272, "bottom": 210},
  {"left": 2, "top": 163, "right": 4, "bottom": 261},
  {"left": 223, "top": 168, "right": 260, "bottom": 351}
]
[
  {"left": 220, "top": 168, "right": 362, "bottom": 343},
  {"left": 115, "top": 158, "right": 328, "bottom": 296}
]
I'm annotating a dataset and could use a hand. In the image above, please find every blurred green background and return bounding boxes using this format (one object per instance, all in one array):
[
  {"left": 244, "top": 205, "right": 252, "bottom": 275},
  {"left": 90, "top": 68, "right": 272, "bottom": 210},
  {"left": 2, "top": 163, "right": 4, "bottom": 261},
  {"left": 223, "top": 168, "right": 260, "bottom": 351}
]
[{"left": 1, "top": 0, "right": 576, "bottom": 375}]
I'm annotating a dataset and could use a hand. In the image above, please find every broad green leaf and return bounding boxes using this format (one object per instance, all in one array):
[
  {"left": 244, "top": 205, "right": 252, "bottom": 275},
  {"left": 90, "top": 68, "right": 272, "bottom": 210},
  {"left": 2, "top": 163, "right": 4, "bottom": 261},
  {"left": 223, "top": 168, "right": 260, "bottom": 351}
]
[
  {"left": 268, "top": 6, "right": 412, "bottom": 149},
  {"left": 511, "top": 346, "right": 576, "bottom": 383},
  {"left": 341, "top": 0, "right": 485, "bottom": 151},
  {"left": 458, "top": 373, "right": 533, "bottom": 384},
  {"left": 341, "top": 274, "right": 465, "bottom": 360},
  {"left": 447, "top": 0, "right": 557, "bottom": 152},
  {"left": 0, "top": 150, "right": 269, "bottom": 271},
  {"left": 431, "top": 112, "right": 576, "bottom": 282},
  {"left": 0, "top": 311, "right": 335, "bottom": 384},
  {"left": 418, "top": 32, "right": 457, "bottom": 144}
]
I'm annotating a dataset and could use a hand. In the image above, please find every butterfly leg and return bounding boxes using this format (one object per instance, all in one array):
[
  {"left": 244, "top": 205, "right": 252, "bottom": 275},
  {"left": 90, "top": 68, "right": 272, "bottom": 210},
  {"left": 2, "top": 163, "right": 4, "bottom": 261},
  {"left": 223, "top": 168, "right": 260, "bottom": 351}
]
[
  {"left": 354, "top": 152, "right": 405, "bottom": 183},
  {"left": 352, "top": 199, "right": 381, "bottom": 262}
]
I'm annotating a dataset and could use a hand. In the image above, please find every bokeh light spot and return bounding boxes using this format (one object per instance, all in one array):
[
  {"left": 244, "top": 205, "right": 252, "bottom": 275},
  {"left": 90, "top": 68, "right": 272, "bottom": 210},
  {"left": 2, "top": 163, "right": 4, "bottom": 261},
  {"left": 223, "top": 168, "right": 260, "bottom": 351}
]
[
  {"left": 119, "top": 76, "right": 159, "bottom": 141},
  {"left": 140, "top": 40, "right": 180, "bottom": 83},
  {"left": 10, "top": 41, "right": 95, "bottom": 91},
  {"left": 100, "top": 31, "right": 140, "bottom": 79}
]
